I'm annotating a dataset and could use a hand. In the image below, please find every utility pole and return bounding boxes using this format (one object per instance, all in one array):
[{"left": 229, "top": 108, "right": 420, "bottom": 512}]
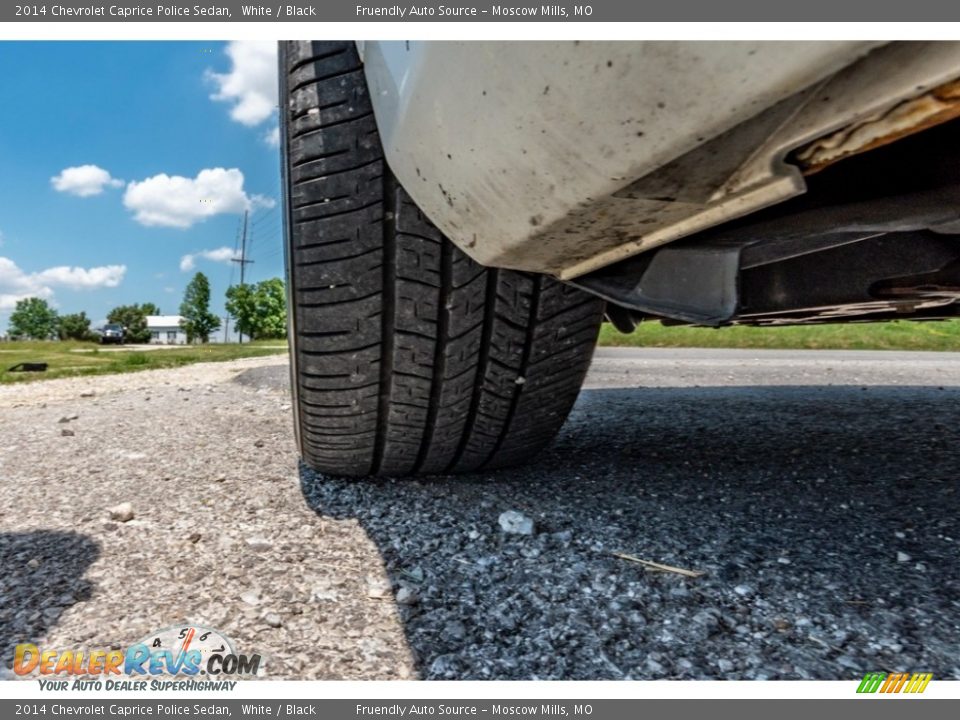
[
  {"left": 231, "top": 210, "right": 254, "bottom": 344},
  {"left": 223, "top": 315, "right": 230, "bottom": 344}
]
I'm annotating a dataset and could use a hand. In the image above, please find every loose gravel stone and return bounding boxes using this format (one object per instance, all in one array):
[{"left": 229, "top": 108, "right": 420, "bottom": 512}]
[
  {"left": 240, "top": 590, "right": 261, "bottom": 606},
  {"left": 395, "top": 587, "right": 419, "bottom": 606},
  {"left": 498, "top": 510, "right": 534, "bottom": 535},
  {"left": 366, "top": 577, "right": 392, "bottom": 599},
  {"left": 442, "top": 621, "right": 467, "bottom": 642},
  {"left": 107, "top": 503, "right": 134, "bottom": 523},
  {"left": 245, "top": 537, "right": 273, "bottom": 552}
]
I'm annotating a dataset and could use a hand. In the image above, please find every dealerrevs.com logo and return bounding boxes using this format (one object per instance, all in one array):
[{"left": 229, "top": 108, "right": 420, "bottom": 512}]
[
  {"left": 14, "top": 625, "right": 262, "bottom": 691},
  {"left": 856, "top": 672, "right": 933, "bottom": 694}
]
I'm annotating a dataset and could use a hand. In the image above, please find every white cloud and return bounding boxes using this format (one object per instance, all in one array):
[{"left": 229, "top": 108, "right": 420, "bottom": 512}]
[
  {"left": 51, "top": 165, "right": 124, "bottom": 197},
  {"left": 123, "top": 168, "right": 271, "bottom": 229},
  {"left": 34, "top": 265, "right": 126, "bottom": 290},
  {"left": 263, "top": 126, "right": 280, "bottom": 147},
  {"left": 207, "top": 41, "right": 278, "bottom": 127},
  {"left": 250, "top": 194, "right": 276, "bottom": 210},
  {"left": 180, "top": 246, "right": 240, "bottom": 273},
  {"left": 0, "top": 256, "right": 126, "bottom": 311},
  {"left": 0, "top": 257, "right": 54, "bottom": 310},
  {"left": 199, "top": 247, "right": 240, "bottom": 263}
]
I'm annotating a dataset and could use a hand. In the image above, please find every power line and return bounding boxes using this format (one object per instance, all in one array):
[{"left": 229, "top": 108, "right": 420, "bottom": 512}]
[
  {"left": 233, "top": 210, "right": 254, "bottom": 280},
  {"left": 253, "top": 221, "right": 283, "bottom": 243},
  {"left": 249, "top": 191, "right": 280, "bottom": 226},
  {"left": 247, "top": 222, "right": 285, "bottom": 277},
  {"left": 228, "top": 217, "right": 242, "bottom": 288},
  {"left": 251, "top": 205, "right": 278, "bottom": 226},
  {"left": 253, "top": 232, "right": 282, "bottom": 254},
  {"left": 255, "top": 223, "right": 282, "bottom": 240},
  {"left": 255, "top": 218, "right": 282, "bottom": 235},
  {"left": 231, "top": 210, "right": 254, "bottom": 344}
]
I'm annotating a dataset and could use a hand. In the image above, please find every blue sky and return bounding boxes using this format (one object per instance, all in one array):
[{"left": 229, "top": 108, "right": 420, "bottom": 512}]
[{"left": 0, "top": 41, "right": 283, "bottom": 334}]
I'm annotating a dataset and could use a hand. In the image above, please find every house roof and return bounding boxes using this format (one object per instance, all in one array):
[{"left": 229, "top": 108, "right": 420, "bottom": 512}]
[{"left": 146, "top": 315, "right": 184, "bottom": 329}]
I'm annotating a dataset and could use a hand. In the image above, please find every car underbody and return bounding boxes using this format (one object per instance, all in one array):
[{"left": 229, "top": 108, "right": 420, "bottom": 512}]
[
  {"left": 360, "top": 40, "right": 960, "bottom": 329},
  {"left": 573, "top": 117, "right": 960, "bottom": 328}
]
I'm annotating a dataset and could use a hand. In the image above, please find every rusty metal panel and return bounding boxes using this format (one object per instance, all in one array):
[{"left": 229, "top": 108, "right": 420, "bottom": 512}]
[{"left": 795, "top": 77, "right": 960, "bottom": 173}]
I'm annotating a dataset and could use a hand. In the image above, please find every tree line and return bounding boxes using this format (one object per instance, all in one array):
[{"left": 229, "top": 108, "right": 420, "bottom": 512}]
[{"left": 5, "top": 272, "right": 288, "bottom": 343}]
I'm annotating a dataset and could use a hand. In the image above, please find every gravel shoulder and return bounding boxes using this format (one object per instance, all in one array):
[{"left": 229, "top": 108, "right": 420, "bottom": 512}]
[
  {"left": 0, "top": 355, "right": 288, "bottom": 408},
  {"left": 2, "top": 349, "right": 958, "bottom": 680},
  {"left": 0, "top": 355, "right": 412, "bottom": 680}
]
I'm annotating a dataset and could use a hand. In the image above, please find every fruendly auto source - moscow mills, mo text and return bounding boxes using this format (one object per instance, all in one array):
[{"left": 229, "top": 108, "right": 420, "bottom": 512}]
[{"left": 355, "top": 5, "right": 592, "bottom": 17}]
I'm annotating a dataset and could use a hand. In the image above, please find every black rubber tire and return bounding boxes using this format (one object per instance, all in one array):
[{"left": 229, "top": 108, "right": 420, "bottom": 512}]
[{"left": 281, "top": 41, "right": 604, "bottom": 477}]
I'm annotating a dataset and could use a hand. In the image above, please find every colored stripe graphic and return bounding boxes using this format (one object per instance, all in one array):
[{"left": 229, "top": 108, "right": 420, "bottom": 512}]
[
  {"left": 882, "top": 673, "right": 907, "bottom": 693},
  {"left": 905, "top": 673, "right": 933, "bottom": 693},
  {"left": 857, "top": 672, "right": 932, "bottom": 694},
  {"left": 857, "top": 672, "right": 886, "bottom": 693}
]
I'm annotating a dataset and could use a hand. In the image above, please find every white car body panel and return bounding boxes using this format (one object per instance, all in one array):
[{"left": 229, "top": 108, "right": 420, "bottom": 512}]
[{"left": 360, "top": 41, "right": 960, "bottom": 279}]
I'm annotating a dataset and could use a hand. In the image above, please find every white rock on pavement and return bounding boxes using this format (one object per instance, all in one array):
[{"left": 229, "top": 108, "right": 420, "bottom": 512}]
[
  {"left": 395, "top": 587, "right": 419, "bottom": 605},
  {"left": 245, "top": 537, "right": 273, "bottom": 552},
  {"left": 366, "top": 577, "right": 392, "bottom": 599},
  {"left": 498, "top": 510, "right": 534, "bottom": 535},
  {"left": 107, "top": 502, "right": 135, "bottom": 523}
]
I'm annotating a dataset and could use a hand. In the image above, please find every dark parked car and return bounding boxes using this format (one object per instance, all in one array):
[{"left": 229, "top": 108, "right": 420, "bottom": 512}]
[{"left": 99, "top": 324, "right": 125, "bottom": 345}]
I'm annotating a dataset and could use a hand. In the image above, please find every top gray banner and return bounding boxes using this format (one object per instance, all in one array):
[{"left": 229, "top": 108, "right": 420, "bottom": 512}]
[{"left": 6, "top": 0, "right": 960, "bottom": 22}]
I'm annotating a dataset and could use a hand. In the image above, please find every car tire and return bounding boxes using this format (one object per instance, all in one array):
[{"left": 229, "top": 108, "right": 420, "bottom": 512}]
[{"left": 280, "top": 41, "right": 604, "bottom": 477}]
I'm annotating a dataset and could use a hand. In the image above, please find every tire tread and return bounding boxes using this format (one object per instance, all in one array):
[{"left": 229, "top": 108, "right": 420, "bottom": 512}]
[{"left": 283, "top": 41, "right": 603, "bottom": 477}]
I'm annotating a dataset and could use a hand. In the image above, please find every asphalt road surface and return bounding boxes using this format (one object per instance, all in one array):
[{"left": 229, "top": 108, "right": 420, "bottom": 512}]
[{"left": 1, "top": 348, "right": 958, "bottom": 680}]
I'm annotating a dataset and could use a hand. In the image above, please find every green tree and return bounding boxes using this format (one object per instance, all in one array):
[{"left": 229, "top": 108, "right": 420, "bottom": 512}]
[
  {"left": 8, "top": 297, "right": 59, "bottom": 340},
  {"left": 106, "top": 304, "right": 154, "bottom": 344},
  {"left": 224, "top": 283, "right": 255, "bottom": 340},
  {"left": 58, "top": 311, "right": 96, "bottom": 341},
  {"left": 180, "top": 272, "right": 220, "bottom": 343},
  {"left": 225, "top": 278, "right": 287, "bottom": 341}
]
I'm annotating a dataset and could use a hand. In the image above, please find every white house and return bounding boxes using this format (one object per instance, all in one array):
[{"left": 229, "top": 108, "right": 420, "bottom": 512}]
[{"left": 146, "top": 315, "right": 189, "bottom": 345}]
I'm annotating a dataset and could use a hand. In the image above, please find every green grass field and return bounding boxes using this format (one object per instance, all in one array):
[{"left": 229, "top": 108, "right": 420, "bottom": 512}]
[
  {"left": 598, "top": 319, "right": 960, "bottom": 351},
  {"left": 0, "top": 340, "right": 288, "bottom": 384},
  {"left": 4, "top": 321, "right": 957, "bottom": 386}
]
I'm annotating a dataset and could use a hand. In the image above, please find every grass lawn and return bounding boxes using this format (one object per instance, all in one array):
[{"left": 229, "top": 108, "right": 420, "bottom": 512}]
[
  {"left": 6, "top": 321, "right": 957, "bottom": 385},
  {"left": 598, "top": 319, "right": 960, "bottom": 352},
  {"left": 0, "top": 340, "right": 288, "bottom": 384}
]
